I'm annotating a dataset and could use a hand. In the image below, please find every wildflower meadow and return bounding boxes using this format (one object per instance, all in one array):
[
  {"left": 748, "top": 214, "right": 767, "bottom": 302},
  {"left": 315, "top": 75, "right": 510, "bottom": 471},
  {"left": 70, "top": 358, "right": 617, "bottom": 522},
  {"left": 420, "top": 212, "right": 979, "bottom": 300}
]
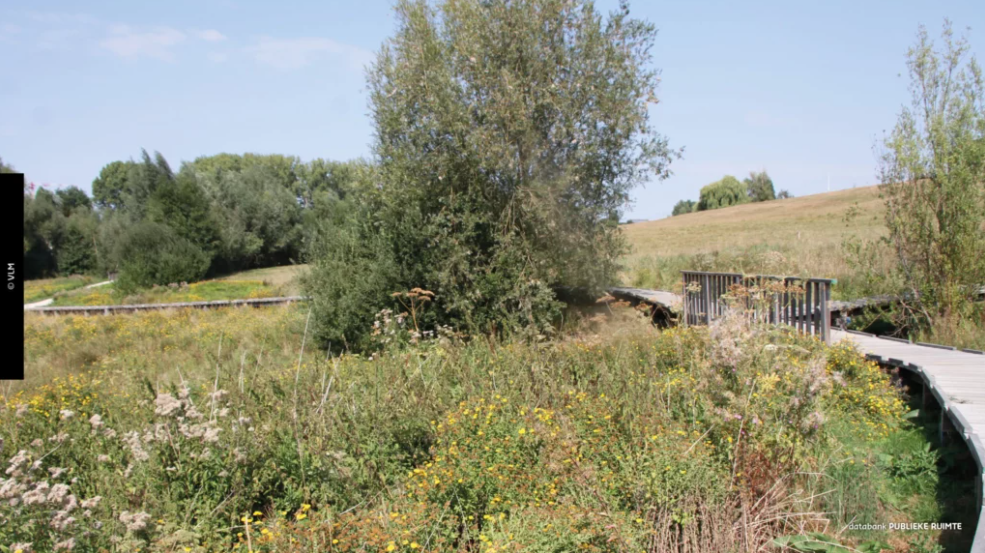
[{"left": 5, "top": 304, "right": 971, "bottom": 552}]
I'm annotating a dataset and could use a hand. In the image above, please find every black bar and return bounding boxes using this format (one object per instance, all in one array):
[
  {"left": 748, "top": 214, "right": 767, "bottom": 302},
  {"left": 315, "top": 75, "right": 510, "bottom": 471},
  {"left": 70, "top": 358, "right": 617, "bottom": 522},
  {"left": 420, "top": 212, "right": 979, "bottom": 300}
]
[{"left": 3, "top": 173, "right": 25, "bottom": 379}]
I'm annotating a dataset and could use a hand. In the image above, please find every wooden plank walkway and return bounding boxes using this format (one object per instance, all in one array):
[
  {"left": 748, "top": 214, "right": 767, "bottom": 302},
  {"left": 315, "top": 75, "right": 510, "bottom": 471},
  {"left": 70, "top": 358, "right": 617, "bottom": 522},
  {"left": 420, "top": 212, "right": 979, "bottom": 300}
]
[
  {"left": 23, "top": 296, "right": 310, "bottom": 315},
  {"left": 607, "top": 287, "right": 682, "bottom": 311},
  {"left": 611, "top": 287, "right": 985, "bottom": 548},
  {"left": 830, "top": 329, "right": 985, "bottom": 551}
]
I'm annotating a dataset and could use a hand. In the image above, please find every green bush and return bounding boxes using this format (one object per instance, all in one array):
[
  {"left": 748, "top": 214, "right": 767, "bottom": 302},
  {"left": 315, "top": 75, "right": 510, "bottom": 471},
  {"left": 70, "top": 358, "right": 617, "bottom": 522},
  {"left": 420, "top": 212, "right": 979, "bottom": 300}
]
[
  {"left": 698, "top": 176, "right": 749, "bottom": 211},
  {"left": 671, "top": 199, "right": 696, "bottom": 216},
  {"left": 114, "top": 221, "right": 210, "bottom": 292}
]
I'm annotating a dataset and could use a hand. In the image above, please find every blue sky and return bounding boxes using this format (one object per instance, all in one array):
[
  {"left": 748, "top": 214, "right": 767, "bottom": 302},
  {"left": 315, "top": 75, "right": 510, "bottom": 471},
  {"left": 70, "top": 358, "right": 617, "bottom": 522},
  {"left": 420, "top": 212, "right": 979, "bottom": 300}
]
[{"left": 1, "top": 0, "right": 982, "bottom": 221}]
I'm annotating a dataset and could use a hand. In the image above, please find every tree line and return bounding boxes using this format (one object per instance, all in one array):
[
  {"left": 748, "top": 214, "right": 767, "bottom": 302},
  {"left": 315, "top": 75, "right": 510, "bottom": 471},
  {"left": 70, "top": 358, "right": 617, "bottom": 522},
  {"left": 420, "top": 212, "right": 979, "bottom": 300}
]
[
  {"left": 23, "top": 0, "right": 680, "bottom": 352},
  {"left": 21, "top": 151, "right": 371, "bottom": 292},
  {"left": 671, "top": 171, "right": 791, "bottom": 216}
]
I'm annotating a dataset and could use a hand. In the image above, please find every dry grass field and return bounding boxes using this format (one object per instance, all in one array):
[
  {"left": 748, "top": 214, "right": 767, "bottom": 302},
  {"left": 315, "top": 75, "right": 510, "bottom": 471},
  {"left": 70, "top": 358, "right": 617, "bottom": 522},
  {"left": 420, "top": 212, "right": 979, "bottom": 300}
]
[
  {"left": 620, "top": 185, "right": 891, "bottom": 298},
  {"left": 622, "top": 185, "right": 885, "bottom": 260}
]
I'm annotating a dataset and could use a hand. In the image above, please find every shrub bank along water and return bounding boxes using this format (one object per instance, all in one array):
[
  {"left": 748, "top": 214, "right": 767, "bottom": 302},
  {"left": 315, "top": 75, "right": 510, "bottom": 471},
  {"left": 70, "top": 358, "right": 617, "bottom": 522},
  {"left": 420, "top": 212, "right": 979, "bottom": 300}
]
[{"left": 5, "top": 306, "right": 971, "bottom": 552}]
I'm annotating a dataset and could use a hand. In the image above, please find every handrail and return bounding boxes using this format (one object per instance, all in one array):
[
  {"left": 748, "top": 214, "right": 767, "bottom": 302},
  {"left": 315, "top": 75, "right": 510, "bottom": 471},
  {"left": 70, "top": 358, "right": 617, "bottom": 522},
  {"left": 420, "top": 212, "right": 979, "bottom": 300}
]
[
  {"left": 681, "top": 271, "right": 834, "bottom": 342},
  {"left": 24, "top": 296, "right": 311, "bottom": 315}
]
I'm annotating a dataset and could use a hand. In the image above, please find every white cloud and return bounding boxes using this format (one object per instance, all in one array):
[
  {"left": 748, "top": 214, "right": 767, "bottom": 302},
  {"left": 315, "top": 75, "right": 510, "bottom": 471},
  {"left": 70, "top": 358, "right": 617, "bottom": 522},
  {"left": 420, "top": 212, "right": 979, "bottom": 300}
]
[
  {"left": 194, "top": 29, "right": 226, "bottom": 42},
  {"left": 248, "top": 36, "right": 373, "bottom": 71},
  {"left": 99, "top": 25, "right": 186, "bottom": 62}
]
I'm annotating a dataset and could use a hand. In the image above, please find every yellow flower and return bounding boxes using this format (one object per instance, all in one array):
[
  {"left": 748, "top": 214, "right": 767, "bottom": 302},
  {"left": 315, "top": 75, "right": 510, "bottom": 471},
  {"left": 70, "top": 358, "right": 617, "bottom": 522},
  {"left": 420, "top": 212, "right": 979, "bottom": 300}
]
[
  {"left": 411, "top": 542, "right": 420, "bottom": 549},
  {"left": 295, "top": 513, "right": 307, "bottom": 520},
  {"left": 387, "top": 542, "right": 396, "bottom": 552},
  {"left": 302, "top": 504, "right": 311, "bottom": 511}
]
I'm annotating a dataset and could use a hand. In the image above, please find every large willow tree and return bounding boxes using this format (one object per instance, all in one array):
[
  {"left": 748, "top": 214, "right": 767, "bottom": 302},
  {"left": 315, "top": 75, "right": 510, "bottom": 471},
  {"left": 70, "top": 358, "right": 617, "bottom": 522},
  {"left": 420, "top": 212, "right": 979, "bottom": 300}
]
[{"left": 307, "top": 0, "right": 675, "bottom": 348}]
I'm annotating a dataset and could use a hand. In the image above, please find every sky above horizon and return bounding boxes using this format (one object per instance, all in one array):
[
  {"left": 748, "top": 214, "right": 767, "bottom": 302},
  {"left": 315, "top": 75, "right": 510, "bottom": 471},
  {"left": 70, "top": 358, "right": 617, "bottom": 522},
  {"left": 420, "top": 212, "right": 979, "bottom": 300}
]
[{"left": 2, "top": 0, "right": 983, "bottom": 221}]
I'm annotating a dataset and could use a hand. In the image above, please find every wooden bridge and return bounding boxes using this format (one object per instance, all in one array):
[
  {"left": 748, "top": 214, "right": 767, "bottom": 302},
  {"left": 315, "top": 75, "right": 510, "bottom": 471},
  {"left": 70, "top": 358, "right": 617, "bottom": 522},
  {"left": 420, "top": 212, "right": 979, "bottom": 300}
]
[{"left": 614, "top": 272, "right": 985, "bottom": 551}]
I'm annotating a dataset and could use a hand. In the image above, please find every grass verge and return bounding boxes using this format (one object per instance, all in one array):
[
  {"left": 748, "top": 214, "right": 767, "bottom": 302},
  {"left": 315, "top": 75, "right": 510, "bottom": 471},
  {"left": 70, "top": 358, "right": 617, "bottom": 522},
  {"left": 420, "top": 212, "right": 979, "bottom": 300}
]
[{"left": 23, "top": 275, "right": 97, "bottom": 304}]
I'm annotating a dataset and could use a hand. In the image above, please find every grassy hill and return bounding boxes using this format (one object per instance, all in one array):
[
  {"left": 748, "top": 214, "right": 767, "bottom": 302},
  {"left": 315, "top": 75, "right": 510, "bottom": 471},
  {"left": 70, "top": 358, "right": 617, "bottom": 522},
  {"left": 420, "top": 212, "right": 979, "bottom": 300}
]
[{"left": 620, "top": 185, "right": 890, "bottom": 298}]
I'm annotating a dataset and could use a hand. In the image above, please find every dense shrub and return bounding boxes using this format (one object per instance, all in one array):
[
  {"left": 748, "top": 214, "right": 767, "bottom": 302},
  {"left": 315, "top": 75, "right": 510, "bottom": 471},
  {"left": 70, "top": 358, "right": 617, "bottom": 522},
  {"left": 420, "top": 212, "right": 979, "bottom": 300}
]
[
  {"left": 55, "top": 215, "right": 99, "bottom": 276},
  {"left": 671, "top": 199, "right": 696, "bottom": 216},
  {"left": 114, "top": 221, "right": 210, "bottom": 292},
  {"left": 697, "top": 176, "right": 749, "bottom": 211}
]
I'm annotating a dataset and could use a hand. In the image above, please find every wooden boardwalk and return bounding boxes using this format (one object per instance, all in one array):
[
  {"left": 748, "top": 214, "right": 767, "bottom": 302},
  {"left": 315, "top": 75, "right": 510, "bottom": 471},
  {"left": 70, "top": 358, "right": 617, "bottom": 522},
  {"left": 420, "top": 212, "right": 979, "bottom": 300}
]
[
  {"left": 831, "top": 329, "right": 985, "bottom": 552},
  {"left": 23, "top": 296, "right": 309, "bottom": 315},
  {"left": 615, "top": 287, "right": 985, "bottom": 549}
]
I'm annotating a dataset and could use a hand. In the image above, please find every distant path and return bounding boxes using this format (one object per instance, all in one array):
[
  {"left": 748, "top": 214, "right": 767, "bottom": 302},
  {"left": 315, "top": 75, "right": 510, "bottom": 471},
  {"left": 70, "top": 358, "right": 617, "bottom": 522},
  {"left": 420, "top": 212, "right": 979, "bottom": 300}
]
[
  {"left": 24, "top": 296, "right": 309, "bottom": 315},
  {"left": 23, "top": 280, "right": 113, "bottom": 310},
  {"left": 23, "top": 298, "right": 54, "bottom": 309}
]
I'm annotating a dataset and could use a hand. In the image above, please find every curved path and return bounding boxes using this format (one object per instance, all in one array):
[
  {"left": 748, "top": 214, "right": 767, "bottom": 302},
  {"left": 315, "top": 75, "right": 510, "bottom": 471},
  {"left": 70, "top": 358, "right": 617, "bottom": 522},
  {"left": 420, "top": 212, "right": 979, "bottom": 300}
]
[
  {"left": 831, "top": 329, "right": 985, "bottom": 552},
  {"left": 23, "top": 280, "right": 113, "bottom": 310},
  {"left": 617, "top": 287, "right": 985, "bottom": 550}
]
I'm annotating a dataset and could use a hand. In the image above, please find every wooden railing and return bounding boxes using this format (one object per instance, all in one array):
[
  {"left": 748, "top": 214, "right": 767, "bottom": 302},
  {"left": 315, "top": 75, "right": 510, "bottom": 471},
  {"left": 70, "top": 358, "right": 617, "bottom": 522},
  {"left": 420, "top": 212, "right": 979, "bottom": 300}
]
[
  {"left": 24, "top": 296, "right": 310, "bottom": 316},
  {"left": 681, "top": 271, "right": 836, "bottom": 342}
]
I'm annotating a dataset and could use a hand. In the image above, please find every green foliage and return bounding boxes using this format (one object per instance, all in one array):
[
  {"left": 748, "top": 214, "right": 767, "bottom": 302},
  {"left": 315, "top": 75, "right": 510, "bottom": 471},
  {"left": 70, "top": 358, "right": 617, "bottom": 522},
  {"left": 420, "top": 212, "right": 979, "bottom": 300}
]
[
  {"left": 777, "top": 189, "right": 793, "bottom": 199},
  {"left": 302, "top": 198, "right": 401, "bottom": 350},
  {"left": 55, "top": 186, "right": 92, "bottom": 216},
  {"left": 187, "top": 157, "right": 304, "bottom": 271},
  {"left": 114, "top": 221, "right": 210, "bottom": 292},
  {"left": 773, "top": 533, "right": 891, "bottom": 553},
  {"left": 308, "top": 0, "right": 676, "bottom": 350},
  {"left": 56, "top": 213, "right": 99, "bottom": 275},
  {"left": 879, "top": 21, "right": 985, "bottom": 328},
  {"left": 92, "top": 160, "right": 135, "bottom": 210},
  {"left": 671, "top": 199, "right": 696, "bottom": 216},
  {"left": 744, "top": 170, "right": 776, "bottom": 202},
  {"left": 697, "top": 175, "right": 749, "bottom": 211},
  {"left": 0, "top": 155, "right": 14, "bottom": 173},
  {"left": 146, "top": 171, "right": 220, "bottom": 260}
]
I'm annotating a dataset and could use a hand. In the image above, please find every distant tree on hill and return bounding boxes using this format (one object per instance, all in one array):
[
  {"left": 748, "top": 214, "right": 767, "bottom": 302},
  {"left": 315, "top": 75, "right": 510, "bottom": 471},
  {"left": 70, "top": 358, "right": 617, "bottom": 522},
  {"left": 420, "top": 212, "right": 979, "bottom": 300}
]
[
  {"left": 697, "top": 176, "right": 749, "bottom": 211},
  {"left": 671, "top": 199, "right": 696, "bottom": 216},
  {"left": 0, "top": 156, "right": 14, "bottom": 173},
  {"left": 744, "top": 170, "right": 776, "bottom": 202},
  {"left": 879, "top": 20, "right": 985, "bottom": 327},
  {"left": 776, "top": 189, "right": 792, "bottom": 199}
]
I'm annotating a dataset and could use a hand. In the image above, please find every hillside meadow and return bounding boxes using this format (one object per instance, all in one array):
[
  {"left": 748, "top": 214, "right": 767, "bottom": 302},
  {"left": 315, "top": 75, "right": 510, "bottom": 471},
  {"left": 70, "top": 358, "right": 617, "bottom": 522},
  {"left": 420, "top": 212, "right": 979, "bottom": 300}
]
[
  {"left": 620, "top": 186, "right": 890, "bottom": 299},
  {"left": 4, "top": 303, "right": 974, "bottom": 552}
]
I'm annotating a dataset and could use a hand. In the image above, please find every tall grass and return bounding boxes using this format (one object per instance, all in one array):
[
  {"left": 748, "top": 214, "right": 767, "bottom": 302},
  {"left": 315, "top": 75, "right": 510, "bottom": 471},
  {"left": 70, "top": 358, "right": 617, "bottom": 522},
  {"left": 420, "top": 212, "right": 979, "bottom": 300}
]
[{"left": 4, "top": 305, "right": 967, "bottom": 552}]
